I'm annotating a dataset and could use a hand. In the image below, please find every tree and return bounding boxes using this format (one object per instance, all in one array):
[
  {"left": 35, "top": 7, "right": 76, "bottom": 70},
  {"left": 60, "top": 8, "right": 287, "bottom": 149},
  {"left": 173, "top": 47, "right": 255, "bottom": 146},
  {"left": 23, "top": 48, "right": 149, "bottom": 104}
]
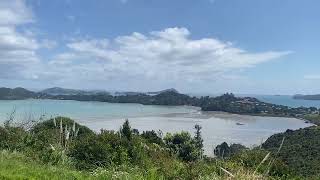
[
  {"left": 214, "top": 142, "right": 247, "bottom": 158},
  {"left": 120, "top": 119, "right": 132, "bottom": 140},
  {"left": 164, "top": 131, "right": 197, "bottom": 162},
  {"left": 194, "top": 124, "right": 203, "bottom": 159},
  {"left": 214, "top": 142, "right": 230, "bottom": 158},
  {"left": 141, "top": 130, "right": 163, "bottom": 145}
]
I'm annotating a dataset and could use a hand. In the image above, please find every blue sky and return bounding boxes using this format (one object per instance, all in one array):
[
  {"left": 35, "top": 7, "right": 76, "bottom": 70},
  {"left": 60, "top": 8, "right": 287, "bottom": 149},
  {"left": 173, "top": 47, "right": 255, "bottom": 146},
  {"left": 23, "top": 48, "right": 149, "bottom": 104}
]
[{"left": 1, "top": 0, "right": 319, "bottom": 94}]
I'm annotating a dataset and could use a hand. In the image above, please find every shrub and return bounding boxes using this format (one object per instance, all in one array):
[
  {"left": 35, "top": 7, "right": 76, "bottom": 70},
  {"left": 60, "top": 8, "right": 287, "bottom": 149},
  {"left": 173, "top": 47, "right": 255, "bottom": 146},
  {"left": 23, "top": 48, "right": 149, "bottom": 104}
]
[
  {"left": 0, "top": 126, "right": 29, "bottom": 151},
  {"left": 31, "top": 117, "right": 94, "bottom": 138},
  {"left": 164, "top": 131, "right": 198, "bottom": 162},
  {"left": 69, "top": 134, "right": 114, "bottom": 170},
  {"left": 231, "top": 148, "right": 291, "bottom": 178},
  {"left": 141, "top": 130, "right": 164, "bottom": 146},
  {"left": 214, "top": 142, "right": 247, "bottom": 158}
]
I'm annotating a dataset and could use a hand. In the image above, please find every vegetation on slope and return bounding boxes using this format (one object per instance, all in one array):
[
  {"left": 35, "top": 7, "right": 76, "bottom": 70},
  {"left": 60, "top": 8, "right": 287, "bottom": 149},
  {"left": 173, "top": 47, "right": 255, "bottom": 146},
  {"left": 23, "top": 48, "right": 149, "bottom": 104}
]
[
  {"left": 304, "top": 114, "right": 320, "bottom": 125},
  {"left": 0, "top": 150, "right": 90, "bottom": 180},
  {"left": 0, "top": 116, "right": 301, "bottom": 179},
  {"left": 262, "top": 126, "right": 320, "bottom": 178},
  {"left": 0, "top": 87, "right": 36, "bottom": 100}
]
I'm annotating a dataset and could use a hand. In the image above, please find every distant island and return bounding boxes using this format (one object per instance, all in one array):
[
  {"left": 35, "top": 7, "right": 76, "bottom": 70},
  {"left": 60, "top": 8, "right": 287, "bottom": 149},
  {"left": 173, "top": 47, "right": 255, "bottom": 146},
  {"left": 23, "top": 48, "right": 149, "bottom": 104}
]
[
  {"left": 293, "top": 94, "right": 320, "bottom": 100},
  {"left": 1, "top": 87, "right": 320, "bottom": 124},
  {"left": 0, "top": 87, "right": 36, "bottom": 100}
]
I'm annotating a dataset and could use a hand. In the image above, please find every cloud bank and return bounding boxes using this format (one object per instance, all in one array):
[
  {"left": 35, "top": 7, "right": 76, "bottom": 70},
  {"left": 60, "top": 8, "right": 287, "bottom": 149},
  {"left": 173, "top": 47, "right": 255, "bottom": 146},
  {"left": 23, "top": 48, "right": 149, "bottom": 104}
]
[
  {"left": 0, "top": 0, "right": 291, "bottom": 91},
  {"left": 48, "top": 27, "right": 291, "bottom": 86},
  {"left": 0, "top": 0, "right": 41, "bottom": 80}
]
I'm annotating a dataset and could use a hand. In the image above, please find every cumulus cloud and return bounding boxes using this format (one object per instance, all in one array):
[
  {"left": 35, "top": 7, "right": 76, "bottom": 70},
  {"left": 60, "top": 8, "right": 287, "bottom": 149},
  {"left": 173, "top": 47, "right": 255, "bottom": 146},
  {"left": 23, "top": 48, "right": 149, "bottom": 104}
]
[
  {"left": 0, "top": 0, "right": 41, "bottom": 80},
  {"left": 48, "top": 27, "right": 291, "bottom": 87},
  {"left": 0, "top": 0, "right": 291, "bottom": 90},
  {"left": 0, "top": 0, "right": 33, "bottom": 25}
]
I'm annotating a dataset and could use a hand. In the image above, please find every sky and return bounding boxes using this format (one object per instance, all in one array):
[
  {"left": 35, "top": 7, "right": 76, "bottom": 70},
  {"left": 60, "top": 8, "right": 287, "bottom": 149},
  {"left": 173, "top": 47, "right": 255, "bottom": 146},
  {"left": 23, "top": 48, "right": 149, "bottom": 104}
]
[{"left": 0, "top": 0, "right": 319, "bottom": 95}]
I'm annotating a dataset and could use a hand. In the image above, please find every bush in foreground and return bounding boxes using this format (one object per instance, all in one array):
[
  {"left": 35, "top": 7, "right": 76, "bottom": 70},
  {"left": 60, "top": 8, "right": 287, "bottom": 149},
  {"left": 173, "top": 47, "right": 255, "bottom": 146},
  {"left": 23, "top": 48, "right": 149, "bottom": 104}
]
[{"left": 0, "top": 116, "right": 316, "bottom": 179}]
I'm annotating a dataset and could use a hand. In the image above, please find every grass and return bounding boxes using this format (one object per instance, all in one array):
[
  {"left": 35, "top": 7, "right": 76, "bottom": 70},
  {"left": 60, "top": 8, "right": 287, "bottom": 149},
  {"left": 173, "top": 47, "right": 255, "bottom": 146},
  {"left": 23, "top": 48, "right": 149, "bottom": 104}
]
[
  {"left": 0, "top": 150, "right": 271, "bottom": 180},
  {"left": 0, "top": 150, "right": 91, "bottom": 180},
  {"left": 0, "top": 150, "right": 168, "bottom": 180}
]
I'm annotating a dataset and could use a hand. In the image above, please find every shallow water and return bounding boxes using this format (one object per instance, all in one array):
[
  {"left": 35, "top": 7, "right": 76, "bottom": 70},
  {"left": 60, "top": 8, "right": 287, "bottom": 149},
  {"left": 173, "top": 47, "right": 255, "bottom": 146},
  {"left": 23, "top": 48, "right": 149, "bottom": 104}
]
[{"left": 0, "top": 99, "right": 312, "bottom": 156}]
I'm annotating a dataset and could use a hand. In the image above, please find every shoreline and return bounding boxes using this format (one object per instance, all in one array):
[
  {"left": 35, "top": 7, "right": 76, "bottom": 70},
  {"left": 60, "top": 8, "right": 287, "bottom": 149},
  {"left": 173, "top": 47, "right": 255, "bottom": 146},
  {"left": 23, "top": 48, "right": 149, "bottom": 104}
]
[{"left": 0, "top": 98, "right": 316, "bottom": 124}]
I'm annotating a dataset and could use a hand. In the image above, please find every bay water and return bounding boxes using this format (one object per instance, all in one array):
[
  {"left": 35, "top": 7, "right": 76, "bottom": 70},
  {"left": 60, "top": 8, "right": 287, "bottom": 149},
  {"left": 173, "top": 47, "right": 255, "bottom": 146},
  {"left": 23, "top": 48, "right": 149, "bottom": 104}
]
[{"left": 0, "top": 98, "right": 313, "bottom": 156}]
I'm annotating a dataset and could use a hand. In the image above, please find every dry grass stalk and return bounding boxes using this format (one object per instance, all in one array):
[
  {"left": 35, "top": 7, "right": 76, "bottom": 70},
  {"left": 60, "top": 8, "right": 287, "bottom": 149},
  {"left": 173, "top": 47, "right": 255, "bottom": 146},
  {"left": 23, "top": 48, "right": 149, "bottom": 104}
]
[
  {"left": 53, "top": 117, "right": 57, "bottom": 127},
  {"left": 253, "top": 152, "right": 270, "bottom": 176},
  {"left": 220, "top": 167, "right": 235, "bottom": 178},
  {"left": 72, "top": 121, "right": 76, "bottom": 132},
  {"left": 265, "top": 136, "right": 285, "bottom": 175}
]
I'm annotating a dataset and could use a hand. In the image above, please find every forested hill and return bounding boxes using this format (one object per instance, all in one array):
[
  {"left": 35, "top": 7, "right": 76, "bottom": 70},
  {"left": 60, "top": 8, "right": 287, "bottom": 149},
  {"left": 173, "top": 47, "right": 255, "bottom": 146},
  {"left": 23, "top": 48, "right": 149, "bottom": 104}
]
[
  {"left": 293, "top": 94, "right": 320, "bottom": 100},
  {"left": 262, "top": 126, "right": 320, "bottom": 177},
  {"left": 0, "top": 87, "right": 36, "bottom": 100}
]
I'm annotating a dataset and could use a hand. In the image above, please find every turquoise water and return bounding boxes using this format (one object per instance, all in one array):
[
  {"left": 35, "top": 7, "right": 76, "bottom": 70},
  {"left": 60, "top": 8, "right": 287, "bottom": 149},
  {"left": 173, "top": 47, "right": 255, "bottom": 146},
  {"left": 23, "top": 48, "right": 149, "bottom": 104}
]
[
  {"left": 0, "top": 99, "right": 197, "bottom": 122},
  {"left": 0, "top": 98, "right": 313, "bottom": 156}
]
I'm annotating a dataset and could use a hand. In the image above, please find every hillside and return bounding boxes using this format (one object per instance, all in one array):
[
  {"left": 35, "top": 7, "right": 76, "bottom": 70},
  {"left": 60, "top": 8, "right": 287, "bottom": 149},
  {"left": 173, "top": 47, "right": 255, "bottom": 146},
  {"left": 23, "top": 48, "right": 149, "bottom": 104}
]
[
  {"left": 293, "top": 94, "right": 320, "bottom": 100},
  {"left": 41, "top": 87, "right": 90, "bottom": 95},
  {"left": 0, "top": 87, "right": 36, "bottom": 100},
  {"left": 0, "top": 117, "right": 272, "bottom": 179},
  {"left": 262, "top": 126, "right": 320, "bottom": 177},
  {"left": 146, "top": 88, "right": 179, "bottom": 96}
]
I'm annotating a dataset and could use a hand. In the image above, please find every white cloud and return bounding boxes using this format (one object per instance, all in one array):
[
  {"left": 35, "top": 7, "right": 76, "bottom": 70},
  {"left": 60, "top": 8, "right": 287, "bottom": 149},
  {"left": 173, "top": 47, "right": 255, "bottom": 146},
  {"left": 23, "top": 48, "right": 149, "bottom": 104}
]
[
  {"left": 0, "top": 0, "right": 34, "bottom": 25},
  {"left": 0, "top": 0, "right": 291, "bottom": 91},
  {"left": 0, "top": 0, "right": 41, "bottom": 80},
  {"left": 46, "top": 27, "right": 291, "bottom": 89}
]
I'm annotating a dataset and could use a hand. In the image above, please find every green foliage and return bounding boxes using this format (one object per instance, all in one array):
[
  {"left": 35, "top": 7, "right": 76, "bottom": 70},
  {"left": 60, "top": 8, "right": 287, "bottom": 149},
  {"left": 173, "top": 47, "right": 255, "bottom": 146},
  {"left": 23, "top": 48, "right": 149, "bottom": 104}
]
[
  {"left": 1, "top": 115, "right": 316, "bottom": 179},
  {"left": 194, "top": 124, "right": 204, "bottom": 158},
  {"left": 214, "top": 142, "right": 247, "bottom": 158},
  {"left": 141, "top": 130, "right": 164, "bottom": 146},
  {"left": 164, "top": 131, "right": 198, "bottom": 162},
  {"left": 231, "top": 148, "right": 291, "bottom": 178},
  {"left": 0, "top": 150, "right": 91, "bottom": 180},
  {"left": 69, "top": 134, "right": 116, "bottom": 170},
  {"left": 120, "top": 119, "right": 132, "bottom": 140},
  {"left": 32, "top": 117, "right": 94, "bottom": 138},
  {"left": 0, "top": 126, "right": 29, "bottom": 151},
  {"left": 262, "top": 126, "right": 320, "bottom": 177},
  {"left": 304, "top": 114, "right": 320, "bottom": 125}
]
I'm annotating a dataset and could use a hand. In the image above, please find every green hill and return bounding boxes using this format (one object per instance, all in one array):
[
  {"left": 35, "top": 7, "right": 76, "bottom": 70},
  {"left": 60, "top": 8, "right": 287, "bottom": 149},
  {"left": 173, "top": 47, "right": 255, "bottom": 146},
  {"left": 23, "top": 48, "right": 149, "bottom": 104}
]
[
  {"left": 0, "top": 87, "right": 36, "bottom": 100},
  {"left": 293, "top": 94, "right": 320, "bottom": 100},
  {"left": 262, "top": 126, "right": 320, "bottom": 177}
]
